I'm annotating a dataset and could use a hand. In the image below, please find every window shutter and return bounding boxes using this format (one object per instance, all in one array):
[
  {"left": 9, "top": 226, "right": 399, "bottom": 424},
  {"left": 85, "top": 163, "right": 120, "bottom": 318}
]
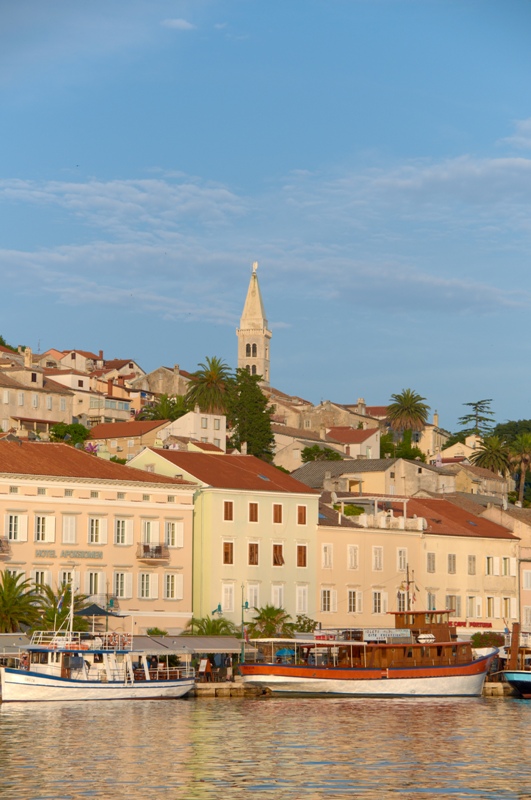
[
  {"left": 99, "top": 571, "right": 107, "bottom": 596},
  {"left": 493, "top": 557, "right": 500, "bottom": 576},
  {"left": 72, "top": 570, "right": 81, "bottom": 593},
  {"left": 511, "top": 597, "right": 518, "bottom": 619},
  {"left": 175, "top": 573, "right": 184, "bottom": 600},
  {"left": 46, "top": 516, "right": 56, "bottom": 543},
  {"left": 125, "top": 519, "right": 134, "bottom": 546},
  {"left": 150, "top": 574, "right": 158, "bottom": 599},
  {"left": 150, "top": 521, "right": 160, "bottom": 544},
  {"left": 99, "top": 518, "right": 108, "bottom": 545},
  {"left": 175, "top": 521, "right": 184, "bottom": 548},
  {"left": 476, "top": 598, "right": 482, "bottom": 618},
  {"left": 18, "top": 515, "right": 28, "bottom": 542},
  {"left": 382, "top": 592, "right": 388, "bottom": 613},
  {"left": 510, "top": 557, "right": 517, "bottom": 577},
  {"left": 124, "top": 573, "right": 133, "bottom": 599},
  {"left": 137, "top": 574, "right": 143, "bottom": 599},
  {"left": 85, "top": 573, "right": 92, "bottom": 595},
  {"left": 3, "top": 515, "right": 8, "bottom": 538},
  {"left": 356, "top": 591, "right": 363, "bottom": 613},
  {"left": 494, "top": 596, "right": 501, "bottom": 618},
  {"left": 331, "top": 590, "right": 338, "bottom": 613},
  {"left": 62, "top": 516, "right": 76, "bottom": 544}
]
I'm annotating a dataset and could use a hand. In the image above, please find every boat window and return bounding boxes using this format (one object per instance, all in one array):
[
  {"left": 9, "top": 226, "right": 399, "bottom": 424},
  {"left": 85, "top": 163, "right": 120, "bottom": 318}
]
[{"left": 38, "top": 653, "right": 48, "bottom": 664}]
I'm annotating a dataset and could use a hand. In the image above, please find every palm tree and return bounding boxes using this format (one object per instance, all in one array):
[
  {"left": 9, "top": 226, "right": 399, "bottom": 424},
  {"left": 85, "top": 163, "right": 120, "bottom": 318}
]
[
  {"left": 182, "top": 615, "right": 239, "bottom": 636},
  {"left": 185, "top": 356, "right": 233, "bottom": 413},
  {"left": 510, "top": 432, "right": 531, "bottom": 506},
  {"left": 0, "top": 572, "right": 42, "bottom": 633},
  {"left": 386, "top": 389, "right": 430, "bottom": 433},
  {"left": 246, "top": 605, "right": 295, "bottom": 638},
  {"left": 470, "top": 436, "right": 511, "bottom": 475},
  {"left": 35, "top": 585, "right": 90, "bottom": 632},
  {"left": 137, "top": 394, "right": 190, "bottom": 421}
]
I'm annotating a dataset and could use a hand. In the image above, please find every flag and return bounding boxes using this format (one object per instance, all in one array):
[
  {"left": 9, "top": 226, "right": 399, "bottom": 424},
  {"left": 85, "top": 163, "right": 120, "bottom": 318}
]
[{"left": 57, "top": 587, "right": 67, "bottom": 613}]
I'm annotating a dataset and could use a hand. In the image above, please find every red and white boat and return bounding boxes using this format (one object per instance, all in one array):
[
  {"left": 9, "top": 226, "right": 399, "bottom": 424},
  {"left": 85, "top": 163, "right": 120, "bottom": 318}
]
[{"left": 240, "top": 611, "right": 497, "bottom": 697}]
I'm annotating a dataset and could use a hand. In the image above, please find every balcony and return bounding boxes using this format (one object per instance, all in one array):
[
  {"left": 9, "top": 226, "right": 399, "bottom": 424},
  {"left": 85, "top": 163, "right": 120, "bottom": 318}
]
[
  {"left": 0, "top": 538, "right": 11, "bottom": 558},
  {"left": 136, "top": 543, "right": 169, "bottom": 562}
]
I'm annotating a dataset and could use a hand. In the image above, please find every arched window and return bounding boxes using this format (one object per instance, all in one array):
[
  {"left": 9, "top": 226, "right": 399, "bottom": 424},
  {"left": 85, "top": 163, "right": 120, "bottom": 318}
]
[
  {"left": 246, "top": 365, "right": 250, "bottom": 373},
  {"left": 246, "top": 344, "right": 251, "bottom": 357},
  {"left": 252, "top": 343, "right": 257, "bottom": 357},
  {"left": 251, "top": 365, "right": 257, "bottom": 375}
]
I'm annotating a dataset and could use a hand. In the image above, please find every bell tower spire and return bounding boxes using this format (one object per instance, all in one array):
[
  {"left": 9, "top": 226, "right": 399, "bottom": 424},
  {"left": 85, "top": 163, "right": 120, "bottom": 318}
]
[{"left": 236, "top": 261, "right": 272, "bottom": 386}]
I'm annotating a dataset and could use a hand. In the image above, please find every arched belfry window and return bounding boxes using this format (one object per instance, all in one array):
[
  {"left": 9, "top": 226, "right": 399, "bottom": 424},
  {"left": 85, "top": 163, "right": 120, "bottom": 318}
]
[
  {"left": 251, "top": 365, "right": 257, "bottom": 375},
  {"left": 246, "top": 344, "right": 251, "bottom": 357},
  {"left": 252, "top": 343, "right": 257, "bottom": 357},
  {"left": 246, "top": 365, "right": 251, "bottom": 373}
]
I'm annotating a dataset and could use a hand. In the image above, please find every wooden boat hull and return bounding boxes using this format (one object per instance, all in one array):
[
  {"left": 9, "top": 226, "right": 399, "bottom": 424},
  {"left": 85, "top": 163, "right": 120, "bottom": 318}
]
[
  {"left": 240, "top": 653, "right": 496, "bottom": 697},
  {"left": 502, "top": 671, "right": 531, "bottom": 699},
  {"left": 0, "top": 668, "right": 195, "bottom": 703}
]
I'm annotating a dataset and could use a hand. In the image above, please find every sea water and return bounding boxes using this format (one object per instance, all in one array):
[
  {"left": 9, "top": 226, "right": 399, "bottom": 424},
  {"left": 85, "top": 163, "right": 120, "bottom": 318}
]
[{"left": 0, "top": 696, "right": 529, "bottom": 799}]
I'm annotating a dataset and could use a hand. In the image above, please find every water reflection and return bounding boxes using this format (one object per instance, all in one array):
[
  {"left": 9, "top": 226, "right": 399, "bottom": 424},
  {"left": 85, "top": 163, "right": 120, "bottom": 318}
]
[{"left": 1, "top": 697, "right": 531, "bottom": 799}]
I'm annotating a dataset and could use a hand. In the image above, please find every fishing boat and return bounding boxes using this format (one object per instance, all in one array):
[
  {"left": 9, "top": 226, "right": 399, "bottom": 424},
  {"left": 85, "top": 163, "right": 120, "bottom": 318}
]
[
  {"left": 502, "top": 622, "right": 531, "bottom": 698},
  {"left": 240, "top": 610, "right": 497, "bottom": 697},
  {"left": 0, "top": 629, "right": 196, "bottom": 703}
]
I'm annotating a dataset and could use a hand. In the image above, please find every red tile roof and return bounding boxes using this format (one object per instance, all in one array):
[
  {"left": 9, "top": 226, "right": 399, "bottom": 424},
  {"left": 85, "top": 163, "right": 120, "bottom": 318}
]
[
  {"left": 190, "top": 441, "right": 224, "bottom": 452},
  {"left": 365, "top": 406, "right": 388, "bottom": 417},
  {"left": 396, "top": 498, "right": 516, "bottom": 540},
  {"left": 271, "top": 423, "right": 341, "bottom": 444},
  {"left": 62, "top": 350, "right": 100, "bottom": 360},
  {"left": 90, "top": 420, "right": 170, "bottom": 439},
  {"left": 326, "top": 427, "right": 378, "bottom": 444},
  {"left": 147, "top": 450, "right": 319, "bottom": 494},
  {"left": 0, "top": 442, "right": 191, "bottom": 484}
]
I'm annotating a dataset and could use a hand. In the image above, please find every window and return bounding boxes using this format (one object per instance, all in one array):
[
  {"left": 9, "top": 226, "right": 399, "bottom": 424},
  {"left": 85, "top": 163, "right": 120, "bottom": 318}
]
[
  {"left": 427, "top": 552, "right": 436, "bottom": 573},
  {"left": 466, "top": 596, "right": 476, "bottom": 619},
  {"left": 468, "top": 555, "right": 476, "bottom": 575},
  {"left": 7, "top": 515, "right": 18, "bottom": 540},
  {"left": 448, "top": 554, "right": 456, "bottom": 574},
  {"left": 33, "top": 571, "right": 46, "bottom": 591},
  {"left": 18, "top": 392, "right": 24, "bottom": 406},
  {"left": 70, "top": 352, "right": 75, "bottom": 360},
  {"left": 524, "top": 606, "right": 531, "bottom": 630},
  {"left": 223, "top": 540, "right": 234, "bottom": 565},
  {"left": 115, "top": 519, "right": 126, "bottom": 545},
  {"left": 222, "top": 583, "right": 234, "bottom": 612},
  {"left": 142, "top": 494, "right": 150, "bottom": 502},
  {"left": 445, "top": 595, "right": 461, "bottom": 617},
  {"left": 60, "top": 397, "right": 66, "bottom": 411},
  {"left": 321, "top": 588, "right": 331, "bottom": 612},
  {"left": 372, "top": 591, "right": 382, "bottom": 614},
  {"left": 486, "top": 556, "right": 493, "bottom": 575},
  {"left": 214, "top": 439, "right": 221, "bottom": 448},
  {"left": 142, "top": 520, "right": 153, "bottom": 543},
  {"left": 252, "top": 343, "right": 257, "bottom": 357},
  {"left": 164, "top": 573, "right": 182, "bottom": 600},
  {"left": 32, "top": 393, "right": 39, "bottom": 408},
  {"left": 248, "top": 583, "right": 260, "bottom": 609},
  {"left": 372, "top": 546, "right": 383, "bottom": 571},
  {"left": 90, "top": 491, "right": 99, "bottom": 499},
  {"left": 167, "top": 495, "right": 175, "bottom": 503},
  {"left": 9, "top": 486, "right": 18, "bottom": 494},
  {"left": 397, "top": 591, "right": 407, "bottom": 612},
  {"left": 348, "top": 590, "right": 362, "bottom": 613},
  {"left": 214, "top": 419, "right": 220, "bottom": 430},
  {"left": 2, "top": 389, "right": 9, "bottom": 404},
  {"left": 89, "top": 518, "right": 100, "bottom": 543},
  {"left": 249, "top": 503, "right": 258, "bottom": 523},
  {"left": 297, "top": 505, "right": 307, "bottom": 525},
  {"left": 46, "top": 396, "right": 52, "bottom": 410},
  {"left": 37, "top": 487, "right": 46, "bottom": 496},
  {"left": 503, "top": 597, "right": 511, "bottom": 619},
  {"left": 248, "top": 542, "right": 259, "bottom": 566},
  {"left": 224, "top": 501, "right": 233, "bottom": 521},
  {"left": 397, "top": 548, "right": 407, "bottom": 572},
  {"left": 246, "top": 344, "right": 251, "bottom": 357},
  {"left": 139, "top": 573, "right": 151, "bottom": 599},
  {"left": 201, "top": 417, "right": 208, "bottom": 429},
  {"left": 35, "top": 516, "right": 46, "bottom": 542},
  {"left": 117, "top": 492, "right": 125, "bottom": 500},
  {"left": 524, "top": 571, "right": 531, "bottom": 591},
  {"left": 251, "top": 365, "right": 256, "bottom": 375},
  {"left": 427, "top": 592, "right": 437, "bottom": 611},
  {"left": 322, "top": 544, "right": 333, "bottom": 569},
  {"left": 272, "top": 584, "right": 284, "bottom": 608},
  {"left": 88, "top": 572, "right": 100, "bottom": 596},
  {"left": 273, "top": 544, "right": 284, "bottom": 566},
  {"left": 62, "top": 516, "right": 76, "bottom": 544},
  {"left": 65, "top": 489, "right": 73, "bottom": 497},
  {"left": 115, "top": 573, "right": 125, "bottom": 598},
  {"left": 165, "top": 521, "right": 183, "bottom": 548},
  {"left": 297, "top": 544, "right": 307, "bottom": 568},
  {"left": 296, "top": 585, "right": 308, "bottom": 614},
  {"left": 502, "top": 557, "right": 510, "bottom": 576},
  {"left": 487, "top": 597, "right": 495, "bottom": 617},
  {"left": 273, "top": 504, "right": 283, "bottom": 524},
  {"left": 201, "top": 437, "right": 208, "bottom": 444},
  {"left": 348, "top": 545, "right": 359, "bottom": 570}
]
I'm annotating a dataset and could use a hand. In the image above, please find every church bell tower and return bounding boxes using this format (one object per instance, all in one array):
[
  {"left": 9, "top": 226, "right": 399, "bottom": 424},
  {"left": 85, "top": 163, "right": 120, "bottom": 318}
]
[{"left": 236, "top": 262, "right": 272, "bottom": 386}]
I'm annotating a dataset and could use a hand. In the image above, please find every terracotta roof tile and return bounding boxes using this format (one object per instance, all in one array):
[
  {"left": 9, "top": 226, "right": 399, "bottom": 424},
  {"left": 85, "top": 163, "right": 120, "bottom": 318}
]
[
  {"left": 326, "top": 426, "right": 377, "bottom": 444},
  {"left": 364, "top": 405, "right": 388, "bottom": 417},
  {"left": 89, "top": 420, "right": 170, "bottom": 439},
  {"left": 271, "top": 423, "right": 341, "bottom": 444},
  {"left": 399, "top": 498, "right": 516, "bottom": 540}
]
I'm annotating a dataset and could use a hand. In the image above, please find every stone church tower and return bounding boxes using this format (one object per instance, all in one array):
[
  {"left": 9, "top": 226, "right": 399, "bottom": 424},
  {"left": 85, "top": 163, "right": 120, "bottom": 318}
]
[{"left": 236, "top": 262, "right": 272, "bottom": 386}]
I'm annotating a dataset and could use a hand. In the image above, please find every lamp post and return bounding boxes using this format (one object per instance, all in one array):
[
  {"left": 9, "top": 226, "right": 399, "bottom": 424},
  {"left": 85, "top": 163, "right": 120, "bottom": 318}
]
[{"left": 241, "top": 584, "right": 249, "bottom": 663}]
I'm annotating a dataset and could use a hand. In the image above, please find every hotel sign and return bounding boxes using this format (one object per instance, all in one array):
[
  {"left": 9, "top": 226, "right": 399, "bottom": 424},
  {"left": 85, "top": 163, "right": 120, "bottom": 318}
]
[{"left": 35, "top": 549, "right": 104, "bottom": 560}]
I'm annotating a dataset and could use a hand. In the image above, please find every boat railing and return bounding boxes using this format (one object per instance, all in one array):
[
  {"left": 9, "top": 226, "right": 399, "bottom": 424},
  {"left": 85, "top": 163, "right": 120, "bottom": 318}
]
[
  {"left": 133, "top": 666, "right": 195, "bottom": 682},
  {"left": 30, "top": 631, "right": 134, "bottom": 651}
]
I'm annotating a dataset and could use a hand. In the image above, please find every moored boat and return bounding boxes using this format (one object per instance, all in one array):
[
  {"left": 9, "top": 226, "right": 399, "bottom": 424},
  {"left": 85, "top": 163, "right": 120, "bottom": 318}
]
[
  {"left": 0, "top": 630, "right": 195, "bottom": 703},
  {"left": 240, "top": 610, "right": 497, "bottom": 697}
]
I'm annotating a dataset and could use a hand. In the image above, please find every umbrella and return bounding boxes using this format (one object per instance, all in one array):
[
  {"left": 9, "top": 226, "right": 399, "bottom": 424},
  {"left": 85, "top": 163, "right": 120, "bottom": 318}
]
[
  {"left": 275, "top": 648, "right": 295, "bottom": 657},
  {"left": 75, "top": 604, "right": 125, "bottom": 633}
]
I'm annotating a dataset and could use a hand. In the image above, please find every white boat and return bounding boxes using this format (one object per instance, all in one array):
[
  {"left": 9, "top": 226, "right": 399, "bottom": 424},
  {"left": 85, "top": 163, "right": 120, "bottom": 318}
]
[{"left": 0, "top": 630, "right": 195, "bottom": 703}]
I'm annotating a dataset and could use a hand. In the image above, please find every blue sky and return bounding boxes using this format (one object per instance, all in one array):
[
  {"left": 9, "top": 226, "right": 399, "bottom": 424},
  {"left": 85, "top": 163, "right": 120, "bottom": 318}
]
[{"left": 2, "top": 0, "right": 531, "bottom": 431}]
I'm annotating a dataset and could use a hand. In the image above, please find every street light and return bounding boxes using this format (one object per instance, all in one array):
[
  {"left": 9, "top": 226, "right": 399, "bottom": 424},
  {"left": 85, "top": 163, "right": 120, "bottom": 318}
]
[{"left": 241, "top": 584, "right": 249, "bottom": 663}]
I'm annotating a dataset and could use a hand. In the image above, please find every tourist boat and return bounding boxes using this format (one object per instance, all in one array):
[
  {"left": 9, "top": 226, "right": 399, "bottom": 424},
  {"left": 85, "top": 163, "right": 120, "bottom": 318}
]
[
  {"left": 0, "top": 630, "right": 195, "bottom": 703},
  {"left": 502, "top": 622, "right": 531, "bottom": 698},
  {"left": 240, "top": 611, "right": 497, "bottom": 697}
]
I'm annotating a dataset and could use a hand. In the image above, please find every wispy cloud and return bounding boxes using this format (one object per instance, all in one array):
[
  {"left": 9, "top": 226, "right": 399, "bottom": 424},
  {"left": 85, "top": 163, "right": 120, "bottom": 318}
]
[
  {"left": 161, "top": 18, "right": 196, "bottom": 31},
  {"left": 500, "top": 118, "right": 531, "bottom": 150}
]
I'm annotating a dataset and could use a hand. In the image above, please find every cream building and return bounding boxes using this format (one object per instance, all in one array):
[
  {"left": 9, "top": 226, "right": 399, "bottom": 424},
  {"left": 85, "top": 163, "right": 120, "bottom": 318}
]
[
  {"left": 0, "top": 441, "right": 195, "bottom": 634},
  {"left": 316, "top": 497, "right": 519, "bottom": 633},
  {"left": 0, "top": 361, "right": 74, "bottom": 438},
  {"left": 128, "top": 449, "right": 320, "bottom": 626}
]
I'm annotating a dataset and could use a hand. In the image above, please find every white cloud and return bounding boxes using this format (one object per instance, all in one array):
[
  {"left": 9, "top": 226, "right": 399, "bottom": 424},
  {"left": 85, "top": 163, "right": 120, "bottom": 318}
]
[
  {"left": 500, "top": 118, "right": 531, "bottom": 150},
  {"left": 161, "top": 18, "right": 196, "bottom": 30}
]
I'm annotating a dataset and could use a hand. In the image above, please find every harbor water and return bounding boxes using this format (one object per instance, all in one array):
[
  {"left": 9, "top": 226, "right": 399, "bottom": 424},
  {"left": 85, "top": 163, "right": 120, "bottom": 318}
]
[{"left": 1, "top": 695, "right": 530, "bottom": 799}]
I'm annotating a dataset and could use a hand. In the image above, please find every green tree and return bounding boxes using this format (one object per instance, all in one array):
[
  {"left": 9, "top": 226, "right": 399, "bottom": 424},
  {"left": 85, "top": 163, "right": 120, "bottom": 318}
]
[
  {"left": 0, "top": 572, "right": 42, "bottom": 633},
  {"left": 510, "top": 433, "right": 531, "bottom": 507},
  {"left": 49, "top": 423, "right": 91, "bottom": 447},
  {"left": 246, "top": 605, "right": 295, "bottom": 638},
  {"left": 386, "top": 389, "right": 430, "bottom": 433},
  {"left": 301, "top": 445, "right": 343, "bottom": 462},
  {"left": 380, "top": 432, "right": 396, "bottom": 458},
  {"left": 185, "top": 356, "right": 233, "bottom": 413},
  {"left": 227, "top": 368, "right": 274, "bottom": 460},
  {"left": 0, "top": 335, "right": 16, "bottom": 352},
  {"left": 293, "top": 614, "right": 318, "bottom": 633},
  {"left": 147, "top": 627, "right": 168, "bottom": 636},
  {"left": 182, "top": 615, "right": 239, "bottom": 636},
  {"left": 137, "top": 394, "right": 190, "bottom": 421},
  {"left": 35, "top": 585, "right": 89, "bottom": 632},
  {"left": 395, "top": 430, "right": 426, "bottom": 462},
  {"left": 469, "top": 436, "right": 511, "bottom": 475},
  {"left": 457, "top": 399, "right": 495, "bottom": 438},
  {"left": 493, "top": 419, "right": 531, "bottom": 445}
]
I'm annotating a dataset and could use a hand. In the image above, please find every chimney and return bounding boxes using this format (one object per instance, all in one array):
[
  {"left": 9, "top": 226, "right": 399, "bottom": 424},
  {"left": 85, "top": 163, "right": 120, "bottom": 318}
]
[
  {"left": 107, "top": 379, "right": 113, "bottom": 397},
  {"left": 319, "top": 425, "right": 326, "bottom": 440},
  {"left": 174, "top": 364, "right": 180, "bottom": 374},
  {"left": 433, "top": 410, "right": 439, "bottom": 427},
  {"left": 24, "top": 347, "right": 32, "bottom": 368},
  {"left": 357, "top": 397, "right": 366, "bottom": 414},
  {"left": 99, "top": 350, "right": 103, "bottom": 360},
  {"left": 241, "top": 442, "right": 248, "bottom": 455},
  {"left": 117, "top": 375, "right": 125, "bottom": 387}
]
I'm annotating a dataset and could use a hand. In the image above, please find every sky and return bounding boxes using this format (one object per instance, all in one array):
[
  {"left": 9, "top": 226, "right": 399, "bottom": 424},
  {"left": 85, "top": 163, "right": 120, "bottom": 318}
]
[{"left": 2, "top": 0, "right": 531, "bottom": 431}]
